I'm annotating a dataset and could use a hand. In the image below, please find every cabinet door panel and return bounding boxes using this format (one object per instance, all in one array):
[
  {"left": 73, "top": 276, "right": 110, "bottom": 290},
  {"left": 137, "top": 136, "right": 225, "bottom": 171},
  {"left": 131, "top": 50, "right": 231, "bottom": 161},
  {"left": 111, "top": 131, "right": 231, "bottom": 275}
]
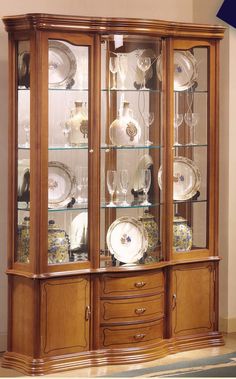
[
  {"left": 171, "top": 263, "right": 215, "bottom": 337},
  {"left": 41, "top": 276, "right": 90, "bottom": 356}
]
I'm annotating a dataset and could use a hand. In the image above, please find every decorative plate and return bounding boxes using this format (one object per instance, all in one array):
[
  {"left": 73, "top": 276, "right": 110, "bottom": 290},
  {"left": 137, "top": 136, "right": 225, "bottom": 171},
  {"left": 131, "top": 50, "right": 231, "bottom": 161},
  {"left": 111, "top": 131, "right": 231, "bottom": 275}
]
[
  {"left": 106, "top": 216, "right": 148, "bottom": 264},
  {"left": 133, "top": 154, "right": 153, "bottom": 191},
  {"left": 158, "top": 156, "right": 201, "bottom": 201},
  {"left": 48, "top": 161, "right": 77, "bottom": 208},
  {"left": 70, "top": 212, "right": 88, "bottom": 251},
  {"left": 18, "top": 159, "right": 30, "bottom": 203},
  {"left": 156, "top": 51, "right": 198, "bottom": 91},
  {"left": 48, "top": 40, "right": 77, "bottom": 88}
]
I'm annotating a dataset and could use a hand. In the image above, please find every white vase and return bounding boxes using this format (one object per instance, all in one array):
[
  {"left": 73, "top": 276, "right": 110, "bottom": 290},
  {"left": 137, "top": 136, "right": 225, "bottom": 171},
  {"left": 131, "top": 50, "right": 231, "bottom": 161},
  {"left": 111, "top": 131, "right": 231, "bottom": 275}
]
[
  {"left": 109, "top": 101, "right": 141, "bottom": 146},
  {"left": 67, "top": 101, "right": 88, "bottom": 145}
]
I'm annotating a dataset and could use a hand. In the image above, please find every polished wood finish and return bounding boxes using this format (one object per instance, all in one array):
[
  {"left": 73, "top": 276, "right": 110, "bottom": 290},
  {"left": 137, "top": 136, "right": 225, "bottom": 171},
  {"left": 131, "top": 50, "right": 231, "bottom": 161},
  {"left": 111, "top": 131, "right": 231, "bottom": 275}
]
[{"left": 2, "top": 13, "right": 225, "bottom": 376}]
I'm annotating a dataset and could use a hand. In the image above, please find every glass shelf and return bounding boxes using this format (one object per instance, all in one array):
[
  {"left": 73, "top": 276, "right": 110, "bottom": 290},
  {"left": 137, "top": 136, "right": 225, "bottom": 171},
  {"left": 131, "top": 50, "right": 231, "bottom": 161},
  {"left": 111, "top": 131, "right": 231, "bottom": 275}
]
[
  {"left": 101, "top": 202, "right": 161, "bottom": 209},
  {"left": 173, "top": 199, "right": 207, "bottom": 204},
  {"left": 101, "top": 144, "right": 162, "bottom": 150},
  {"left": 173, "top": 143, "right": 208, "bottom": 148},
  {"left": 18, "top": 145, "right": 89, "bottom": 151}
]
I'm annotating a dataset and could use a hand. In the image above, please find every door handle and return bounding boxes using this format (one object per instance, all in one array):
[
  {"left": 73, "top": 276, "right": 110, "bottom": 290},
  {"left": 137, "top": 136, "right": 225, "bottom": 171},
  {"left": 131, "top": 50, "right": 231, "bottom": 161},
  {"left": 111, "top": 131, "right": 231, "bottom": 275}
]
[
  {"left": 85, "top": 305, "right": 91, "bottom": 321},
  {"left": 172, "top": 293, "right": 177, "bottom": 310}
]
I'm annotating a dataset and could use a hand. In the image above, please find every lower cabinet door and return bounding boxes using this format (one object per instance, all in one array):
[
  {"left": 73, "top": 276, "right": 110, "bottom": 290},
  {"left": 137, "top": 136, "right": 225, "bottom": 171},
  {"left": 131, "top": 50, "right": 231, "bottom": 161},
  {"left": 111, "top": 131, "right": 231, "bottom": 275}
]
[
  {"left": 41, "top": 276, "right": 90, "bottom": 356},
  {"left": 171, "top": 263, "right": 215, "bottom": 337}
]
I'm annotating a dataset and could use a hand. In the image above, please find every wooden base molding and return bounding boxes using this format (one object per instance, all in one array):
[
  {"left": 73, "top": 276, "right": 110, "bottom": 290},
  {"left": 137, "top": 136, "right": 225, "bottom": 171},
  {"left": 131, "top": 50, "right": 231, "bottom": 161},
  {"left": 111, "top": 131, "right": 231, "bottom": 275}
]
[
  {"left": 219, "top": 317, "right": 236, "bottom": 333},
  {"left": 2, "top": 333, "right": 224, "bottom": 376}
]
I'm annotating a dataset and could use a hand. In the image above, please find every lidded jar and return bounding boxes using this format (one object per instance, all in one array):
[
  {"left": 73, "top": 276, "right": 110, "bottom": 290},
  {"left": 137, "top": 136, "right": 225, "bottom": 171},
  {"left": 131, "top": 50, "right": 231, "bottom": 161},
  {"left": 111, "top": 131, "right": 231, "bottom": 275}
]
[
  {"left": 17, "top": 216, "right": 30, "bottom": 263},
  {"left": 109, "top": 101, "right": 141, "bottom": 146},
  {"left": 139, "top": 210, "right": 159, "bottom": 254},
  {"left": 67, "top": 101, "right": 88, "bottom": 145},
  {"left": 48, "top": 220, "right": 70, "bottom": 264},
  {"left": 173, "top": 214, "right": 192, "bottom": 252}
]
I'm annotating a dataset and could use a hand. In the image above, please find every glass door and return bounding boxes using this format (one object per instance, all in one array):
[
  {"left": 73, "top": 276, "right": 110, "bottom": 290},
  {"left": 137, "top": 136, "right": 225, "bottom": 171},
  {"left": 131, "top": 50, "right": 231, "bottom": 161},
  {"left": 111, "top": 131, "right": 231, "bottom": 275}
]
[
  {"left": 46, "top": 35, "right": 92, "bottom": 269},
  {"left": 100, "top": 34, "right": 164, "bottom": 268}
]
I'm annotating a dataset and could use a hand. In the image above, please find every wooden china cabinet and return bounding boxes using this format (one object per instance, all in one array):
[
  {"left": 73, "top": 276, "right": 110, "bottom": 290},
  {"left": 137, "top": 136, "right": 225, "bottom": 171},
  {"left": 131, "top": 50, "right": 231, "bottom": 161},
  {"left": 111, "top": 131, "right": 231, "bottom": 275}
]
[{"left": 2, "top": 14, "right": 225, "bottom": 375}]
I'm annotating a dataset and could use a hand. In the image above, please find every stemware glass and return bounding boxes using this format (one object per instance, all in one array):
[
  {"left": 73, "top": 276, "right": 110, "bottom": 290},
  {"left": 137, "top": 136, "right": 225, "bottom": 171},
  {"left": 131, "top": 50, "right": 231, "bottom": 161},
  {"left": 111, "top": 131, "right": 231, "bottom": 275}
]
[
  {"left": 109, "top": 56, "right": 119, "bottom": 90},
  {"left": 107, "top": 170, "right": 117, "bottom": 207},
  {"left": 143, "top": 112, "right": 154, "bottom": 146},
  {"left": 76, "top": 166, "right": 88, "bottom": 204},
  {"left": 23, "top": 119, "right": 30, "bottom": 148},
  {"left": 184, "top": 112, "right": 199, "bottom": 145},
  {"left": 140, "top": 168, "right": 152, "bottom": 206},
  {"left": 119, "top": 169, "right": 129, "bottom": 206},
  {"left": 60, "top": 119, "right": 71, "bottom": 147},
  {"left": 118, "top": 54, "right": 128, "bottom": 90},
  {"left": 137, "top": 56, "right": 151, "bottom": 89},
  {"left": 173, "top": 113, "right": 183, "bottom": 146}
]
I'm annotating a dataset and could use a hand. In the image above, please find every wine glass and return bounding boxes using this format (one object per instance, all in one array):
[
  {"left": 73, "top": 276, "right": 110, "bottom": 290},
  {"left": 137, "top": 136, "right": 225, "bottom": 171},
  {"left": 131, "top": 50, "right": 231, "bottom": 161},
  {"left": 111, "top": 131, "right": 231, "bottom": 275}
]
[
  {"left": 174, "top": 113, "right": 183, "bottom": 146},
  {"left": 140, "top": 169, "right": 151, "bottom": 206},
  {"left": 137, "top": 56, "right": 151, "bottom": 89},
  {"left": 119, "top": 169, "right": 129, "bottom": 206},
  {"left": 60, "top": 120, "right": 71, "bottom": 147},
  {"left": 23, "top": 119, "right": 30, "bottom": 148},
  {"left": 107, "top": 170, "right": 117, "bottom": 207},
  {"left": 76, "top": 166, "right": 87, "bottom": 204},
  {"left": 109, "top": 56, "right": 119, "bottom": 90},
  {"left": 184, "top": 112, "right": 199, "bottom": 145},
  {"left": 118, "top": 54, "right": 128, "bottom": 90},
  {"left": 143, "top": 112, "right": 154, "bottom": 146}
]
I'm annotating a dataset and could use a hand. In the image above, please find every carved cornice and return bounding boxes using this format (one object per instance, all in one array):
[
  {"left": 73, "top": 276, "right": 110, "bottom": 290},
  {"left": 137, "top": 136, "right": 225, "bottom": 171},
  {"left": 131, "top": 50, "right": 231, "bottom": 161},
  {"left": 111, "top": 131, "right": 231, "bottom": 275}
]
[{"left": 2, "top": 13, "right": 225, "bottom": 39}]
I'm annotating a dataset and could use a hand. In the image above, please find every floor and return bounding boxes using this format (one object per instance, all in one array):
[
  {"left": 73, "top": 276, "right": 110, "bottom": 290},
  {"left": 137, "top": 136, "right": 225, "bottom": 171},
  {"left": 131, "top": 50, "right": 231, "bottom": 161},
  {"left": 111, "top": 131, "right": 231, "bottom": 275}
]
[{"left": 0, "top": 333, "right": 236, "bottom": 377}]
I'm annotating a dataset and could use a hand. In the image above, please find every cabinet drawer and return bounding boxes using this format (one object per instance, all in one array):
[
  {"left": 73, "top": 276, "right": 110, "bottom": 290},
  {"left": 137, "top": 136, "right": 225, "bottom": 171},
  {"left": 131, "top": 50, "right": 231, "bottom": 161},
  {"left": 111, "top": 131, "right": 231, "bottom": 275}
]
[
  {"left": 101, "top": 293, "right": 164, "bottom": 324},
  {"left": 100, "top": 319, "right": 163, "bottom": 348},
  {"left": 101, "top": 271, "right": 164, "bottom": 297}
]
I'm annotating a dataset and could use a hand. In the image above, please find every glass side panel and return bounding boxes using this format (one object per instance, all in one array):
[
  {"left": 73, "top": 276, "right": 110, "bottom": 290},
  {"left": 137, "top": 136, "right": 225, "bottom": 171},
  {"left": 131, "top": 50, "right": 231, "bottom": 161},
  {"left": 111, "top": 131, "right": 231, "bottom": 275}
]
[
  {"left": 48, "top": 39, "right": 89, "bottom": 265},
  {"left": 172, "top": 46, "right": 208, "bottom": 254},
  {"left": 100, "top": 35, "right": 163, "bottom": 268},
  {"left": 17, "top": 40, "right": 30, "bottom": 264}
]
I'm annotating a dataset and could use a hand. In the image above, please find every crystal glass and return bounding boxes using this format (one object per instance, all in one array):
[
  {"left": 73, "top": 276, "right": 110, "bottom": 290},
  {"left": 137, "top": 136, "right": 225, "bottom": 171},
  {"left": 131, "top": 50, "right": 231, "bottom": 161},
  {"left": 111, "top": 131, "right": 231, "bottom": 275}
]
[
  {"left": 118, "top": 54, "right": 128, "bottom": 90},
  {"left": 143, "top": 111, "right": 154, "bottom": 146},
  {"left": 184, "top": 112, "right": 199, "bottom": 145},
  {"left": 119, "top": 169, "right": 129, "bottom": 206},
  {"left": 60, "top": 118, "right": 71, "bottom": 147},
  {"left": 174, "top": 113, "right": 183, "bottom": 146},
  {"left": 137, "top": 56, "right": 151, "bottom": 89},
  {"left": 109, "top": 56, "right": 119, "bottom": 90},
  {"left": 107, "top": 170, "right": 117, "bottom": 207},
  {"left": 140, "top": 168, "right": 152, "bottom": 206},
  {"left": 76, "top": 166, "right": 87, "bottom": 204},
  {"left": 20, "top": 117, "right": 30, "bottom": 147}
]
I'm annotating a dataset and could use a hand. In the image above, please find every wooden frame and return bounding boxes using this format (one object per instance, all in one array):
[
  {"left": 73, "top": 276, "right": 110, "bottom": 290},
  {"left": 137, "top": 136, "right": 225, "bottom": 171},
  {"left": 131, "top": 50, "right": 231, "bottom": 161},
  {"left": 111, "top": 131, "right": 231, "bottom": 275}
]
[{"left": 2, "top": 13, "right": 225, "bottom": 376}]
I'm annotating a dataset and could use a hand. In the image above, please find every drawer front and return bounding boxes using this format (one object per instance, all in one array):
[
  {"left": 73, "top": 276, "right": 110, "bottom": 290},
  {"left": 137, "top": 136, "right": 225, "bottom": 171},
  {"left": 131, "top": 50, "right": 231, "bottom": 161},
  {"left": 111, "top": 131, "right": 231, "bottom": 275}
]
[
  {"left": 101, "top": 271, "right": 164, "bottom": 297},
  {"left": 100, "top": 319, "right": 163, "bottom": 348},
  {"left": 101, "top": 293, "right": 164, "bottom": 324}
]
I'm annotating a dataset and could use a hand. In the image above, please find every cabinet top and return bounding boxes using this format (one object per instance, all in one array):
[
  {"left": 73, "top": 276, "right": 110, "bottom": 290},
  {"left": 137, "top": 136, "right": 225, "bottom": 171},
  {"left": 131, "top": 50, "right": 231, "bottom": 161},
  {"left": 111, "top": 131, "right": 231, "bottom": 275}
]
[{"left": 2, "top": 13, "right": 225, "bottom": 39}]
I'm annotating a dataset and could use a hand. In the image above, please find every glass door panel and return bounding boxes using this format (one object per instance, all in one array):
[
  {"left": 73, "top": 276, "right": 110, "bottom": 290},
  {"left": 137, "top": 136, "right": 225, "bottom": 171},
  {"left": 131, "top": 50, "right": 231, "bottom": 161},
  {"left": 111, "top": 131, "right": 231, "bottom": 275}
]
[
  {"left": 47, "top": 39, "right": 89, "bottom": 266},
  {"left": 17, "top": 40, "right": 31, "bottom": 264},
  {"left": 172, "top": 46, "right": 209, "bottom": 254},
  {"left": 100, "top": 35, "right": 163, "bottom": 268}
]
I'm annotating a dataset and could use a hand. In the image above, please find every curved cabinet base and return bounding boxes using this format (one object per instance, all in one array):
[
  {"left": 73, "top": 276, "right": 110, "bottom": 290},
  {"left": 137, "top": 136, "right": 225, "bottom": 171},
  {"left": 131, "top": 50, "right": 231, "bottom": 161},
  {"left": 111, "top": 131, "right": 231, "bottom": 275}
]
[{"left": 2, "top": 332, "right": 224, "bottom": 376}]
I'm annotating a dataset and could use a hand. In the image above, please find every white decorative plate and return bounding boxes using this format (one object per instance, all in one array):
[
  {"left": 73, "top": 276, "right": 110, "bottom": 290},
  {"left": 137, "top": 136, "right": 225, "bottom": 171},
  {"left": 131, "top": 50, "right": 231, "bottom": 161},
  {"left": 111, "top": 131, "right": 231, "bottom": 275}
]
[
  {"left": 70, "top": 212, "right": 88, "bottom": 250},
  {"left": 156, "top": 51, "right": 198, "bottom": 91},
  {"left": 158, "top": 156, "right": 201, "bottom": 201},
  {"left": 48, "top": 161, "right": 77, "bottom": 208},
  {"left": 133, "top": 154, "right": 153, "bottom": 191},
  {"left": 48, "top": 40, "right": 77, "bottom": 88},
  {"left": 106, "top": 216, "right": 148, "bottom": 263}
]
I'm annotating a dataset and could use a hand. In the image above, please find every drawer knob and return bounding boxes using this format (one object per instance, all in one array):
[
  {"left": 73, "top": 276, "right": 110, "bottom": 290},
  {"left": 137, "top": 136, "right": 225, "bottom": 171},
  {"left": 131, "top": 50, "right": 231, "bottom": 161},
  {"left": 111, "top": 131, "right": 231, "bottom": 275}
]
[
  {"left": 135, "top": 307, "right": 146, "bottom": 315},
  {"left": 133, "top": 333, "right": 146, "bottom": 340},
  {"left": 134, "top": 281, "right": 146, "bottom": 288}
]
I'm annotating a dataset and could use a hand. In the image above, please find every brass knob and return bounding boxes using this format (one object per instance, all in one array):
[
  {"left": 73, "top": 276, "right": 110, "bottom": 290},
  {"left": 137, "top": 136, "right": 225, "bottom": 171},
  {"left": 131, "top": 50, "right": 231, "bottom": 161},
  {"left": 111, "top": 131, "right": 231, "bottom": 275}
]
[
  {"left": 135, "top": 307, "right": 146, "bottom": 315},
  {"left": 134, "top": 281, "right": 146, "bottom": 288},
  {"left": 133, "top": 333, "right": 145, "bottom": 340}
]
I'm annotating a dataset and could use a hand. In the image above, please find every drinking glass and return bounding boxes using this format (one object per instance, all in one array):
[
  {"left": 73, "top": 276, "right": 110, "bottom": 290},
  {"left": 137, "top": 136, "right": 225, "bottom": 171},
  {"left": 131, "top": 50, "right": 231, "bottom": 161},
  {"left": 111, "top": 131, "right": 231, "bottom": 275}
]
[
  {"left": 23, "top": 119, "right": 30, "bottom": 148},
  {"left": 184, "top": 112, "right": 199, "bottom": 145},
  {"left": 140, "top": 168, "right": 152, "bottom": 206},
  {"left": 107, "top": 170, "right": 117, "bottom": 207},
  {"left": 137, "top": 56, "right": 151, "bottom": 89},
  {"left": 118, "top": 54, "right": 128, "bottom": 90},
  {"left": 109, "top": 56, "right": 119, "bottom": 90},
  {"left": 143, "top": 112, "right": 154, "bottom": 146},
  {"left": 174, "top": 113, "right": 183, "bottom": 146},
  {"left": 76, "top": 166, "right": 87, "bottom": 204},
  {"left": 61, "top": 120, "right": 71, "bottom": 147},
  {"left": 119, "top": 169, "right": 129, "bottom": 206}
]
